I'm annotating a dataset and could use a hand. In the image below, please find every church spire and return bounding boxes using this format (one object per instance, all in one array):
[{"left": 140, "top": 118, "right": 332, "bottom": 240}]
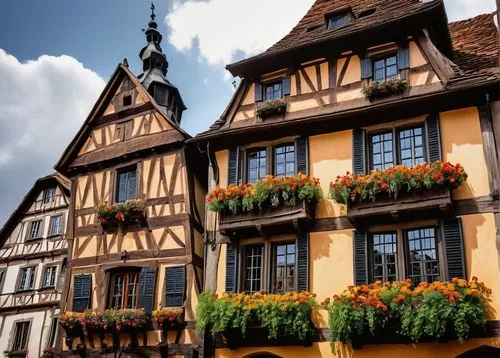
[{"left": 138, "top": 1, "right": 186, "bottom": 125}]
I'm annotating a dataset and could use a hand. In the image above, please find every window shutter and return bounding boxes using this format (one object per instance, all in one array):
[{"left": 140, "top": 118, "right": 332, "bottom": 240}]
[
  {"left": 353, "top": 231, "right": 368, "bottom": 285},
  {"left": 225, "top": 243, "right": 238, "bottom": 293},
  {"left": 425, "top": 114, "right": 442, "bottom": 162},
  {"left": 227, "top": 148, "right": 238, "bottom": 185},
  {"left": 72, "top": 274, "right": 92, "bottom": 312},
  {"left": 397, "top": 47, "right": 410, "bottom": 70},
  {"left": 295, "top": 137, "right": 309, "bottom": 174},
  {"left": 352, "top": 129, "right": 367, "bottom": 175},
  {"left": 361, "top": 58, "right": 373, "bottom": 80},
  {"left": 441, "top": 219, "right": 466, "bottom": 280},
  {"left": 297, "top": 231, "right": 309, "bottom": 292},
  {"left": 282, "top": 77, "right": 291, "bottom": 97},
  {"left": 255, "top": 82, "right": 263, "bottom": 102},
  {"left": 138, "top": 267, "right": 157, "bottom": 314},
  {"left": 165, "top": 266, "right": 186, "bottom": 307}
]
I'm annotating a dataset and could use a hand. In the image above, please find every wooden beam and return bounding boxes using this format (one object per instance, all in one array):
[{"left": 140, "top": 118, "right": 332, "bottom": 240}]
[
  {"left": 415, "top": 30, "right": 455, "bottom": 86},
  {"left": 478, "top": 105, "right": 500, "bottom": 199},
  {"left": 93, "top": 102, "right": 156, "bottom": 127}
]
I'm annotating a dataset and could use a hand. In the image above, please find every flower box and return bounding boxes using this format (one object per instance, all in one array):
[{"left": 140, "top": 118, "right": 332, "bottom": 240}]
[
  {"left": 362, "top": 78, "right": 408, "bottom": 100},
  {"left": 220, "top": 200, "right": 316, "bottom": 236},
  {"left": 347, "top": 188, "right": 452, "bottom": 226},
  {"left": 152, "top": 307, "right": 185, "bottom": 331},
  {"left": 256, "top": 99, "right": 287, "bottom": 119},
  {"left": 97, "top": 199, "right": 146, "bottom": 232}
]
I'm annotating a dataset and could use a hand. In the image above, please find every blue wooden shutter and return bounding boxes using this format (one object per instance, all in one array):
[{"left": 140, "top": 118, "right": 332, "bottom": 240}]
[
  {"left": 165, "top": 266, "right": 186, "bottom": 307},
  {"left": 227, "top": 148, "right": 238, "bottom": 185},
  {"left": 225, "top": 243, "right": 238, "bottom": 293},
  {"left": 361, "top": 58, "right": 373, "bottom": 80},
  {"left": 425, "top": 114, "right": 442, "bottom": 162},
  {"left": 138, "top": 267, "right": 157, "bottom": 314},
  {"left": 297, "top": 231, "right": 309, "bottom": 292},
  {"left": 442, "top": 219, "right": 466, "bottom": 280},
  {"left": 353, "top": 231, "right": 368, "bottom": 285},
  {"left": 353, "top": 129, "right": 366, "bottom": 175},
  {"left": 295, "top": 137, "right": 309, "bottom": 175},
  {"left": 397, "top": 47, "right": 410, "bottom": 70},
  {"left": 255, "top": 83, "right": 263, "bottom": 102},
  {"left": 282, "top": 77, "right": 291, "bottom": 97},
  {"left": 72, "top": 274, "right": 92, "bottom": 312}
]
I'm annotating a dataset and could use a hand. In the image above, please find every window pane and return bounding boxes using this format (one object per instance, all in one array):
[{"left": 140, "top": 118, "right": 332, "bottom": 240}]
[
  {"left": 274, "top": 144, "right": 295, "bottom": 177},
  {"left": 406, "top": 228, "right": 439, "bottom": 284},
  {"left": 273, "top": 243, "right": 296, "bottom": 293},
  {"left": 264, "top": 82, "right": 283, "bottom": 100},
  {"left": 371, "top": 132, "right": 394, "bottom": 170},
  {"left": 248, "top": 150, "right": 267, "bottom": 183},
  {"left": 373, "top": 55, "right": 399, "bottom": 82},
  {"left": 399, "top": 127, "right": 425, "bottom": 167},
  {"left": 244, "top": 246, "right": 263, "bottom": 293},
  {"left": 371, "top": 233, "right": 398, "bottom": 282},
  {"left": 117, "top": 169, "right": 137, "bottom": 202},
  {"left": 330, "top": 15, "right": 348, "bottom": 29}
]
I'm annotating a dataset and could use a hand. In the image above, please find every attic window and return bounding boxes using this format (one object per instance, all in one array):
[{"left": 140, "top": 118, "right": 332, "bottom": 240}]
[
  {"left": 123, "top": 95, "right": 132, "bottom": 107},
  {"left": 357, "top": 8, "right": 377, "bottom": 18},
  {"left": 328, "top": 13, "right": 349, "bottom": 30}
]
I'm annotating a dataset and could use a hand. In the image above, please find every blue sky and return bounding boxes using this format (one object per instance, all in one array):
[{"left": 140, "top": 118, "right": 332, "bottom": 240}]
[{"left": 0, "top": 0, "right": 497, "bottom": 225}]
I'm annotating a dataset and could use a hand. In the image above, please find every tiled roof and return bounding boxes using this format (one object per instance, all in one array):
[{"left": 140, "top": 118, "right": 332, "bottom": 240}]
[{"left": 448, "top": 13, "right": 499, "bottom": 75}]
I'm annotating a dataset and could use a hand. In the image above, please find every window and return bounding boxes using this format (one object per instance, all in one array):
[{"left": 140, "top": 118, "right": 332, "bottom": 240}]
[
  {"left": 264, "top": 82, "right": 282, "bottom": 101},
  {"left": 165, "top": 266, "right": 186, "bottom": 307},
  {"left": 274, "top": 144, "right": 295, "bottom": 177},
  {"left": 373, "top": 55, "right": 398, "bottom": 82},
  {"left": 406, "top": 228, "right": 439, "bottom": 284},
  {"left": 123, "top": 95, "right": 132, "bottom": 107},
  {"left": 329, "top": 14, "right": 349, "bottom": 30},
  {"left": 109, "top": 271, "right": 139, "bottom": 309},
  {"left": 18, "top": 267, "right": 36, "bottom": 291},
  {"left": 273, "top": 243, "right": 296, "bottom": 293},
  {"left": 243, "top": 245, "right": 264, "bottom": 293},
  {"left": 0, "top": 269, "right": 5, "bottom": 291},
  {"left": 27, "top": 220, "right": 43, "bottom": 240},
  {"left": 47, "top": 318, "right": 58, "bottom": 348},
  {"left": 49, "top": 215, "right": 63, "bottom": 236},
  {"left": 369, "top": 126, "right": 426, "bottom": 170},
  {"left": 12, "top": 321, "right": 30, "bottom": 351},
  {"left": 116, "top": 168, "right": 137, "bottom": 203},
  {"left": 43, "top": 188, "right": 55, "bottom": 204},
  {"left": 42, "top": 266, "right": 57, "bottom": 288},
  {"left": 371, "top": 233, "right": 398, "bottom": 282},
  {"left": 248, "top": 149, "right": 267, "bottom": 184},
  {"left": 369, "top": 227, "right": 440, "bottom": 284}
]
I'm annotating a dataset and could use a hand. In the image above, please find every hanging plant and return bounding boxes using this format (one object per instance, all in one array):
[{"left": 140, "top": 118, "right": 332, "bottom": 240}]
[
  {"left": 256, "top": 99, "right": 287, "bottom": 119},
  {"left": 362, "top": 78, "right": 408, "bottom": 99}
]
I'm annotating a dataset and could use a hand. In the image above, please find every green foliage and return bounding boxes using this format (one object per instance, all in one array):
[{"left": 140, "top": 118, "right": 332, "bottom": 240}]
[
  {"left": 256, "top": 99, "right": 287, "bottom": 119},
  {"left": 361, "top": 78, "right": 408, "bottom": 99}
]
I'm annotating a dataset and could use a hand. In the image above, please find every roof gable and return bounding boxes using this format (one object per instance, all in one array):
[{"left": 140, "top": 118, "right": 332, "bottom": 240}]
[{"left": 55, "top": 64, "right": 190, "bottom": 174}]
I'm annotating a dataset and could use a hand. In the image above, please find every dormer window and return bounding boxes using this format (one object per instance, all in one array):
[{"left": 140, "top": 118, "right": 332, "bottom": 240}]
[
  {"left": 328, "top": 13, "right": 349, "bottom": 30},
  {"left": 264, "top": 82, "right": 283, "bottom": 101},
  {"left": 123, "top": 95, "right": 132, "bottom": 107}
]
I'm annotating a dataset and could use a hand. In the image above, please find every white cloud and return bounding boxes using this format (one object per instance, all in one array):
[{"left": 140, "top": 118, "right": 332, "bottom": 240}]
[
  {"left": 0, "top": 50, "right": 105, "bottom": 224},
  {"left": 444, "top": 0, "right": 496, "bottom": 22},
  {"left": 165, "top": 0, "right": 314, "bottom": 66},
  {"left": 166, "top": 0, "right": 496, "bottom": 67}
]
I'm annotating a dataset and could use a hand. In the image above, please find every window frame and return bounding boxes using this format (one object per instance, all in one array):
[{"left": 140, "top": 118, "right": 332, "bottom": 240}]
[
  {"left": 114, "top": 165, "right": 138, "bottom": 203},
  {"left": 367, "top": 125, "right": 428, "bottom": 171},
  {"left": 11, "top": 320, "right": 31, "bottom": 352},
  {"left": 372, "top": 53, "right": 399, "bottom": 82},
  {"left": 0, "top": 268, "right": 6, "bottom": 293},
  {"left": 42, "top": 265, "right": 58, "bottom": 289},
  {"left": 26, "top": 219, "right": 43, "bottom": 241},
  {"left": 328, "top": 13, "right": 349, "bottom": 30},
  {"left": 107, "top": 269, "right": 141, "bottom": 310},
  {"left": 263, "top": 81, "right": 283, "bottom": 101},
  {"left": 270, "top": 242, "right": 297, "bottom": 294},
  {"left": 273, "top": 143, "right": 296, "bottom": 178},
  {"left": 17, "top": 266, "right": 37, "bottom": 292},
  {"left": 42, "top": 188, "right": 55, "bottom": 204},
  {"left": 367, "top": 223, "right": 446, "bottom": 283},
  {"left": 244, "top": 142, "right": 298, "bottom": 183},
  {"left": 238, "top": 237, "right": 298, "bottom": 293},
  {"left": 48, "top": 214, "right": 63, "bottom": 237},
  {"left": 246, "top": 148, "right": 268, "bottom": 184}
]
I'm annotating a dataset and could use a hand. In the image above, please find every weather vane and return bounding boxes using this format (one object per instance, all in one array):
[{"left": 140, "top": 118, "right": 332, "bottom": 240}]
[{"left": 150, "top": 2, "right": 156, "bottom": 22}]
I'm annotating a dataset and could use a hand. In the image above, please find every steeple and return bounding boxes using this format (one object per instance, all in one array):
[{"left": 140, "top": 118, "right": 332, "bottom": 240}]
[{"left": 138, "top": 2, "right": 186, "bottom": 125}]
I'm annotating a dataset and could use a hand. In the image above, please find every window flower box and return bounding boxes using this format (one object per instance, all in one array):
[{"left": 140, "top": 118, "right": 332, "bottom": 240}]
[
  {"left": 97, "top": 198, "right": 146, "bottom": 232},
  {"left": 322, "top": 278, "right": 490, "bottom": 349},
  {"left": 208, "top": 174, "right": 321, "bottom": 235},
  {"left": 329, "top": 162, "right": 467, "bottom": 225},
  {"left": 362, "top": 78, "right": 408, "bottom": 100},
  {"left": 152, "top": 307, "right": 185, "bottom": 331},
  {"left": 256, "top": 99, "right": 287, "bottom": 119},
  {"left": 196, "top": 291, "right": 317, "bottom": 349}
]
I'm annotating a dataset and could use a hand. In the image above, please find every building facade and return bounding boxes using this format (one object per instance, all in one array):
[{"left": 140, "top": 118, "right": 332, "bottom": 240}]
[
  {"left": 55, "top": 8, "right": 206, "bottom": 358},
  {"left": 193, "top": 0, "right": 500, "bottom": 357},
  {"left": 0, "top": 174, "right": 70, "bottom": 358}
]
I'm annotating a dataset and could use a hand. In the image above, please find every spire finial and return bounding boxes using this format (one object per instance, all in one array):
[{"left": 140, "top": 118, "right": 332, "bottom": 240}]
[{"left": 150, "top": 2, "right": 156, "bottom": 22}]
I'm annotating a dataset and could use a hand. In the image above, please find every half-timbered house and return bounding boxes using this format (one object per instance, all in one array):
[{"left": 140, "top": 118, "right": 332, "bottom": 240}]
[
  {"left": 0, "top": 173, "right": 70, "bottom": 357},
  {"left": 55, "top": 7, "right": 206, "bottom": 357},
  {"left": 193, "top": 1, "right": 500, "bottom": 357}
]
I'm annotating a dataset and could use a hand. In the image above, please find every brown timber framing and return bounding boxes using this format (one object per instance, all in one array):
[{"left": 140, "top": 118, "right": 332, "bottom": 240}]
[{"left": 478, "top": 104, "right": 500, "bottom": 198}]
